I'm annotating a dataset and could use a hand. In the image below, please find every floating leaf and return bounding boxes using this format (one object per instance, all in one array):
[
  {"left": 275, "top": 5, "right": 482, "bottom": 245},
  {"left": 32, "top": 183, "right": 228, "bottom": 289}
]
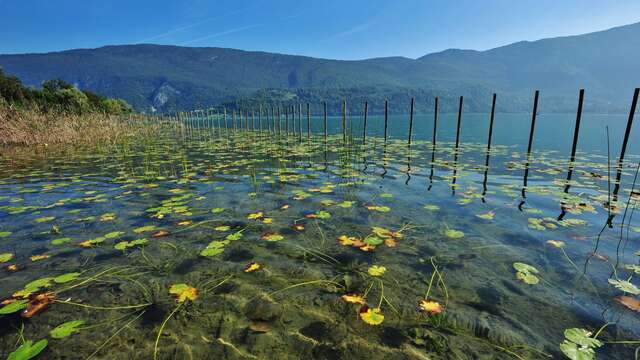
[
  {"left": 35, "top": 216, "right": 55, "bottom": 223},
  {"left": 624, "top": 264, "right": 640, "bottom": 275},
  {"left": 368, "top": 265, "right": 386, "bottom": 277},
  {"left": 211, "top": 207, "right": 225, "bottom": 213},
  {"left": 261, "top": 232, "right": 284, "bottom": 241},
  {"left": 214, "top": 225, "right": 231, "bottom": 231},
  {"left": 0, "top": 252, "right": 14, "bottom": 263},
  {"left": 341, "top": 294, "right": 365, "bottom": 305},
  {"left": 315, "top": 210, "right": 331, "bottom": 219},
  {"left": 0, "top": 299, "right": 28, "bottom": 315},
  {"left": 54, "top": 273, "right": 80, "bottom": 284},
  {"left": 359, "top": 307, "right": 384, "bottom": 325},
  {"left": 338, "top": 235, "right": 358, "bottom": 246},
  {"left": 418, "top": 299, "right": 444, "bottom": 315},
  {"left": 226, "top": 231, "right": 243, "bottom": 241},
  {"left": 99, "top": 213, "right": 116, "bottom": 222},
  {"left": 608, "top": 279, "right": 640, "bottom": 295},
  {"left": 29, "top": 254, "right": 50, "bottom": 262},
  {"left": 546, "top": 240, "right": 566, "bottom": 248},
  {"left": 423, "top": 204, "right": 439, "bottom": 211},
  {"left": 615, "top": 295, "right": 640, "bottom": 312},
  {"left": 364, "top": 236, "right": 384, "bottom": 246},
  {"left": 445, "top": 229, "right": 464, "bottom": 239},
  {"left": 169, "top": 283, "right": 198, "bottom": 302},
  {"left": 0, "top": 231, "right": 12, "bottom": 237},
  {"left": 133, "top": 225, "right": 156, "bottom": 234},
  {"left": 564, "top": 328, "right": 603, "bottom": 350},
  {"left": 337, "top": 201, "right": 353, "bottom": 208},
  {"left": 244, "top": 262, "right": 261, "bottom": 273},
  {"left": 50, "top": 320, "right": 84, "bottom": 339},
  {"left": 21, "top": 292, "right": 55, "bottom": 318},
  {"left": 200, "top": 240, "right": 226, "bottom": 257},
  {"left": 247, "top": 211, "right": 265, "bottom": 220},
  {"left": 476, "top": 211, "right": 495, "bottom": 220},
  {"left": 51, "top": 237, "right": 72, "bottom": 245},
  {"left": 104, "top": 231, "right": 124, "bottom": 239},
  {"left": 365, "top": 205, "right": 391, "bottom": 212},
  {"left": 514, "top": 262, "right": 540, "bottom": 285},
  {"left": 7, "top": 339, "right": 48, "bottom": 360}
]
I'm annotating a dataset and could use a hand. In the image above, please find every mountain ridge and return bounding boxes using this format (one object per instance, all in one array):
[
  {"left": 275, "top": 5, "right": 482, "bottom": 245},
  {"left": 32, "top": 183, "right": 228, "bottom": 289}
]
[{"left": 1, "top": 22, "right": 639, "bottom": 113}]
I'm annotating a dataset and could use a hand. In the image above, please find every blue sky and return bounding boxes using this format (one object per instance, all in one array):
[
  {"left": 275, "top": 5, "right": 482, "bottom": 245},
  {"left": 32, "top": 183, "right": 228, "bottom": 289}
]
[{"left": 1, "top": 0, "right": 639, "bottom": 59}]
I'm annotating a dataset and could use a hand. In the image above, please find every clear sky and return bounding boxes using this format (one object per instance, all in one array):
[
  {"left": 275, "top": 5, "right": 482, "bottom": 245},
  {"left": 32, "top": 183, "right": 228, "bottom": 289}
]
[{"left": 1, "top": 0, "right": 639, "bottom": 59}]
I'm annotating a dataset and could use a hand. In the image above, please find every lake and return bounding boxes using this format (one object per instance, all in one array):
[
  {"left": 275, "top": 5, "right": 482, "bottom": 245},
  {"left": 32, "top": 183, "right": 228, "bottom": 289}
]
[{"left": 0, "top": 111, "right": 639, "bottom": 359}]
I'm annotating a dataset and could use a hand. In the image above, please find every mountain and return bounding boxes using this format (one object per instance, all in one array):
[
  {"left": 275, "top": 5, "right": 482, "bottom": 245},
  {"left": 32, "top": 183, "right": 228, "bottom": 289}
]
[{"left": 1, "top": 22, "right": 639, "bottom": 114}]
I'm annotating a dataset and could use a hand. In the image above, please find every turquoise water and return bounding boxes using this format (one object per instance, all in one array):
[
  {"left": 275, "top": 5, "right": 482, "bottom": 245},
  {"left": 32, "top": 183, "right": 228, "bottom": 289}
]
[{"left": 0, "top": 113, "right": 639, "bottom": 359}]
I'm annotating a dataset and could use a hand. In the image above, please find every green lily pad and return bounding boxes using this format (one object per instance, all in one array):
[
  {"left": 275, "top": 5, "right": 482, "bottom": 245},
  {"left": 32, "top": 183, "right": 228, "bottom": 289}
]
[
  {"left": 0, "top": 252, "right": 14, "bottom": 263},
  {"left": 50, "top": 320, "right": 84, "bottom": 339},
  {"left": 0, "top": 231, "right": 12, "bottom": 237},
  {"left": 51, "top": 237, "right": 72, "bottom": 245},
  {"left": 133, "top": 225, "right": 156, "bottom": 234},
  {"left": 104, "top": 231, "right": 125, "bottom": 239},
  {"left": 0, "top": 299, "right": 29, "bottom": 315},
  {"left": 7, "top": 339, "right": 48, "bottom": 360},
  {"left": 364, "top": 236, "right": 384, "bottom": 246},
  {"left": 608, "top": 278, "right": 640, "bottom": 295},
  {"left": 54, "top": 272, "right": 81, "bottom": 284},
  {"left": 445, "top": 229, "right": 464, "bottom": 239}
]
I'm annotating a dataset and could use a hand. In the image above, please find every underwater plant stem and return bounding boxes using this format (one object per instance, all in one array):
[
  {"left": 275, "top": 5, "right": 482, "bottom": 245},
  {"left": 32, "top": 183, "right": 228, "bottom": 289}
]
[
  {"left": 377, "top": 280, "right": 384, "bottom": 309},
  {"left": 424, "top": 270, "right": 437, "bottom": 299},
  {"left": 269, "top": 279, "right": 343, "bottom": 297},
  {"left": 202, "top": 274, "right": 233, "bottom": 294},
  {"left": 53, "top": 299, "right": 151, "bottom": 310},
  {"left": 154, "top": 302, "right": 184, "bottom": 360},
  {"left": 87, "top": 310, "right": 145, "bottom": 360},
  {"left": 57, "top": 266, "right": 138, "bottom": 294},
  {"left": 560, "top": 248, "right": 580, "bottom": 273}
]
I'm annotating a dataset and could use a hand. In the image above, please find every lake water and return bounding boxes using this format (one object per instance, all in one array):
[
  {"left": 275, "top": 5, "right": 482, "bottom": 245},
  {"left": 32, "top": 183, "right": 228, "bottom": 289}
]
[{"left": 0, "top": 112, "right": 639, "bottom": 359}]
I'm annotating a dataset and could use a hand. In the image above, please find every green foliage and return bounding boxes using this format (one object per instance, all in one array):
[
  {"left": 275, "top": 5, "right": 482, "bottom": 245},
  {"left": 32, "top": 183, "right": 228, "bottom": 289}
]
[
  {"left": 559, "top": 328, "right": 602, "bottom": 360},
  {"left": 7, "top": 339, "right": 48, "bottom": 360},
  {"left": 50, "top": 320, "right": 84, "bottom": 339},
  {"left": 0, "top": 69, "right": 132, "bottom": 115}
]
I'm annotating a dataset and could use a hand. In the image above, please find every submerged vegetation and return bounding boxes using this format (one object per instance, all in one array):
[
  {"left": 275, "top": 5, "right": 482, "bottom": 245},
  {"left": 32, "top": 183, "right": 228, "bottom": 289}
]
[{"left": 0, "top": 115, "right": 638, "bottom": 359}]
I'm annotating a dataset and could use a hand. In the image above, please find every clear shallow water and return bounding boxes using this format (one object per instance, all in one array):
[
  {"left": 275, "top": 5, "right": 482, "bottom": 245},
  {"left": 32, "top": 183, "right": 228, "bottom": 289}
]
[{"left": 0, "top": 117, "right": 639, "bottom": 359}]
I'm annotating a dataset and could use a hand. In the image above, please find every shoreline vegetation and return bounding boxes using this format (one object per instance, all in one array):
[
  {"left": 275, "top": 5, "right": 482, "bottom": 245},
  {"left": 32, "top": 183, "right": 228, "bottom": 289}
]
[{"left": 0, "top": 69, "right": 156, "bottom": 147}]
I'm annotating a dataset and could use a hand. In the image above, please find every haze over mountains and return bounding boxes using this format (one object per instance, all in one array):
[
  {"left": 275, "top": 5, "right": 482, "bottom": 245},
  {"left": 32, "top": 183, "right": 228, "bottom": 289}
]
[{"left": 0, "top": 22, "right": 639, "bottom": 114}]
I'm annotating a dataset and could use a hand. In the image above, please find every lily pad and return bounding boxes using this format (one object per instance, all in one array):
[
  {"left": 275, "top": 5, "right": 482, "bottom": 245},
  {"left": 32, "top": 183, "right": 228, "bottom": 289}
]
[
  {"left": 54, "top": 272, "right": 81, "bottom": 284},
  {"left": 50, "top": 320, "right": 84, "bottom": 339},
  {"left": 7, "top": 339, "right": 48, "bottom": 360},
  {"left": 0, "top": 252, "right": 14, "bottom": 263},
  {"left": 0, "top": 299, "right": 29, "bottom": 315}
]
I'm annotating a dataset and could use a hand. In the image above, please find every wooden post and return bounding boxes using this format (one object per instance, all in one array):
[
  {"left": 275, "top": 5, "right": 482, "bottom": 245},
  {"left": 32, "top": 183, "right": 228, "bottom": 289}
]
[
  {"left": 427, "top": 97, "right": 438, "bottom": 189},
  {"left": 408, "top": 97, "right": 415, "bottom": 145},
  {"left": 522, "top": 90, "right": 540, "bottom": 196},
  {"left": 454, "top": 96, "right": 463, "bottom": 150},
  {"left": 307, "top": 103, "right": 311, "bottom": 140},
  {"left": 323, "top": 101, "right": 328, "bottom": 142},
  {"left": 482, "top": 94, "right": 497, "bottom": 199},
  {"left": 342, "top": 99, "right": 347, "bottom": 143},
  {"left": 384, "top": 100, "right": 388, "bottom": 144},
  {"left": 298, "top": 103, "right": 302, "bottom": 142},
  {"left": 562, "top": 89, "right": 585, "bottom": 194},
  {"left": 223, "top": 107, "right": 227, "bottom": 131},
  {"left": 362, "top": 101, "right": 368, "bottom": 145},
  {"left": 607, "top": 87, "right": 639, "bottom": 225},
  {"left": 285, "top": 106, "right": 289, "bottom": 135},
  {"left": 277, "top": 107, "right": 281, "bottom": 135}
]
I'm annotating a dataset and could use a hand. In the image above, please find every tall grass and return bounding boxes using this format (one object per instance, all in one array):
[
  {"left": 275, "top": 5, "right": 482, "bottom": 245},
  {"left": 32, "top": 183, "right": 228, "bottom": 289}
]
[{"left": 0, "top": 104, "right": 158, "bottom": 147}]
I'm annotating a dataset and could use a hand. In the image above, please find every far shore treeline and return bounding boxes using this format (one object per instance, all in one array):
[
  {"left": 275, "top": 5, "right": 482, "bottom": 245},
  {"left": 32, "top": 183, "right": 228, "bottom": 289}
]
[{"left": 0, "top": 68, "right": 132, "bottom": 115}]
